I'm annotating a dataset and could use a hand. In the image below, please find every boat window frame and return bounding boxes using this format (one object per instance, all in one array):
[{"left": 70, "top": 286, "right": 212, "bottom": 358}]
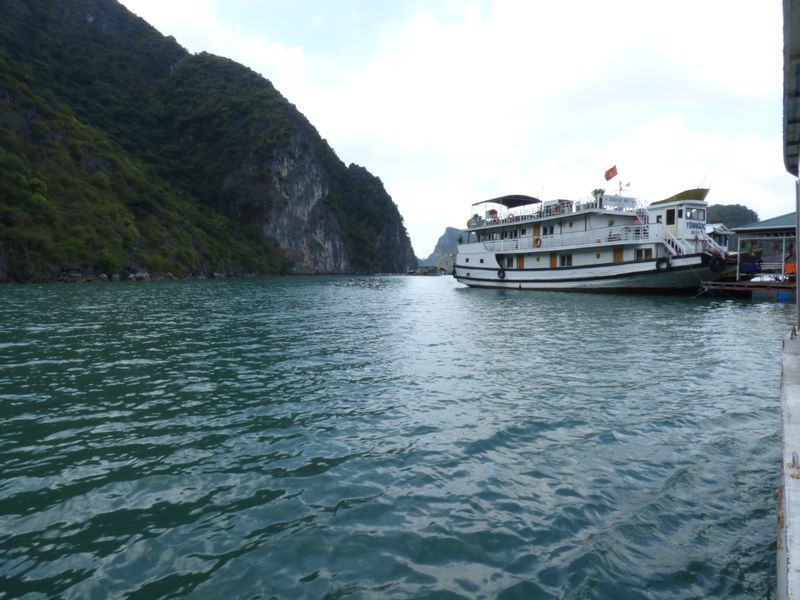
[
  {"left": 685, "top": 208, "right": 705, "bottom": 221},
  {"left": 635, "top": 248, "right": 653, "bottom": 261}
]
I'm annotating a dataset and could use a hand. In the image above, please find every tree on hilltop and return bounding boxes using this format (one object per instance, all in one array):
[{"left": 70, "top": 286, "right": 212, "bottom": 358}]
[{"left": 707, "top": 204, "right": 758, "bottom": 228}]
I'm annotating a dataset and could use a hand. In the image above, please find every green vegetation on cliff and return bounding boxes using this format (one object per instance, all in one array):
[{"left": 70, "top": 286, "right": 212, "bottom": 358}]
[{"left": 0, "top": 0, "right": 415, "bottom": 281}]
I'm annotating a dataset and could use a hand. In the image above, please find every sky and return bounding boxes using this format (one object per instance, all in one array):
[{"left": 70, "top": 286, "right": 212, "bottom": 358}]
[{"left": 119, "top": 0, "right": 795, "bottom": 257}]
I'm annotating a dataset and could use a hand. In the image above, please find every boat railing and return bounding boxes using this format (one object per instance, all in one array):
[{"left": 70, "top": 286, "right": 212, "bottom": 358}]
[
  {"left": 481, "top": 223, "right": 665, "bottom": 252},
  {"left": 702, "top": 235, "right": 725, "bottom": 255},
  {"left": 760, "top": 261, "right": 785, "bottom": 273},
  {"left": 572, "top": 199, "right": 641, "bottom": 213},
  {"left": 470, "top": 207, "right": 561, "bottom": 228},
  {"left": 664, "top": 229, "right": 726, "bottom": 256},
  {"left": 663, "top": 230, "right": 684, "bottom": 256},
  {"left": 467, "top": 199, "right": 642, "bottom": 229}
]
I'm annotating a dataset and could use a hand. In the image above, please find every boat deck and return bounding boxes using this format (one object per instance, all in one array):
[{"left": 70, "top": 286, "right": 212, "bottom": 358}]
[{"left": 700, "top": 280, "right": 796, "bottom": 301}]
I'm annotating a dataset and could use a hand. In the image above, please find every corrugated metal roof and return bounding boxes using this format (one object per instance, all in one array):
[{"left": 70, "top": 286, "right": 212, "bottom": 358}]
[
  {"left": 706, "top": 223, "right": 733, "bottom": 234},
  {"left": 734, "top": 212, "right": 797, "bottom": 232}
]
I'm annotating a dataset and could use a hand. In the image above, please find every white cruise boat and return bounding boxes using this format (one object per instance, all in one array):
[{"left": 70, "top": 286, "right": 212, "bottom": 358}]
[{"left": 452, "top": 188, "right": 725, "bottom": 292}]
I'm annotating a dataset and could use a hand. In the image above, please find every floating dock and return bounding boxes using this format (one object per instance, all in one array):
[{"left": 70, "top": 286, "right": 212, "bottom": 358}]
[{"left": 701, "top": 280, "right": 796, "bottom": 302}]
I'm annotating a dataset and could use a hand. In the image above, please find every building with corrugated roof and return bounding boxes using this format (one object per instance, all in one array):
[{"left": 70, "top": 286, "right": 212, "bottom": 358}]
[
  {"left": 733, "top": 213, "right": 796, "bottom": 278},
  {"left": 705, "top": 222, "right": 734, "bottom": 251}
]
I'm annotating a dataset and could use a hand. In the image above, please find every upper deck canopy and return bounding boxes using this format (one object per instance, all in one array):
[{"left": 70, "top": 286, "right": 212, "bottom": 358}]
[{"left": 472, "top": 194, "right": 541, "bottom": 210}]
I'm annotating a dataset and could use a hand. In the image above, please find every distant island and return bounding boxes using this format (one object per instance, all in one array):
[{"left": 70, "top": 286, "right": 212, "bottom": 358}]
[
  {"left": 0, "top": 0, "right": 417, "bottom": 282},
  {"left": 417, "top": 227, "right": 461, "bottom": 271}
]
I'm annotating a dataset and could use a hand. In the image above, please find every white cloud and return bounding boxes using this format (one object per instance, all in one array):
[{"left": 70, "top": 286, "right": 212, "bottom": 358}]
[{"left": 119, "top": 0, "right": 794, "bottom": 257}]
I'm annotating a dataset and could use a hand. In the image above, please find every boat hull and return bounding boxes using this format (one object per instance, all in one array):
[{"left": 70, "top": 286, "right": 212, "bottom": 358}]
[{"left": 453, "top": 253, "right": 719, "bottom": 293}]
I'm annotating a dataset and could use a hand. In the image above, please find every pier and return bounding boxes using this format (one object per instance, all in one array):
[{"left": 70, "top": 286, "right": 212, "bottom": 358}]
[
  {"left": 701, "top": 280, "right": 796, "bottom": 302},
  {"left": 779, "top": 333, "right": 800, "bottom": 599},
  {"left": 779, "top": 1, "right": 800, "bottom": 595}
]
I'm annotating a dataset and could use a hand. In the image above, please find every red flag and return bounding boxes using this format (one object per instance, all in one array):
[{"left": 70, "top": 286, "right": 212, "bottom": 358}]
[{"left": 604, "top": 165, "right": 618, "bottom": 181}]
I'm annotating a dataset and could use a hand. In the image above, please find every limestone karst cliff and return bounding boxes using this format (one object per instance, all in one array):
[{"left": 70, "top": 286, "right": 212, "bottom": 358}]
[
  {"left": 0, "top": 0, "right": 416, "bottom": 281},
  {"left": 418, "top": 227, "right": 463, "bottom": 268}
]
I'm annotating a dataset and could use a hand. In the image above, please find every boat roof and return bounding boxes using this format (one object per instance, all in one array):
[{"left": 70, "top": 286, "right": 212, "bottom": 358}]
[
  {"left": 648, "top": 188, "right": 710, "bottom": 206},
  {"left": 472, "top": 194, "right": 541, "bottom": 209}
]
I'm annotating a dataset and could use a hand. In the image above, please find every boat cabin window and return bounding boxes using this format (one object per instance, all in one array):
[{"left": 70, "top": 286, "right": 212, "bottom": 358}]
[
  {"left": 685, "top": 208, "right": 705, "bottom": 221},
  {"left": 635, "top": 248, "right": 653, "bottom": 261},
  {"left": 678, "top": 209, "right": 683, "bottom": 218},
  {"left": 666, "top": 209, "right": 675, "bottom": 225},
  {"left": 521, "top": 228, "right": 527, "bottom": 235},
  {"left": 559, "top": 254, "right": 572, "bottom": 267}
]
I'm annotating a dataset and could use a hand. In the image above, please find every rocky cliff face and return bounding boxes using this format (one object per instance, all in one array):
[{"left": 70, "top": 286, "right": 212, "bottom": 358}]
[
  {"left": 376, "top": 218, "right": 419, "bottom": 273},
  {"left": 261, "top": 137, "right": 351, "bottom": 273},
  {"left": 216, "top": 131, "right": 351, "bottom": 274},
  {"left": 0, "top": 0, "right": 416, "bottom": 281},
  {"left": 419, "top": 227, "right": 463, "bottom": 267}
]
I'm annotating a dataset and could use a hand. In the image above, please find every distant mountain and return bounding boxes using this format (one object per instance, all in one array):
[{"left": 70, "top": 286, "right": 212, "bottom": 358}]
[
  {"left": 418, "top": 227, "right": 462, "bottom": 268},
  {"left": 0, "top": 0, "right": 416, "bottom": 281}
]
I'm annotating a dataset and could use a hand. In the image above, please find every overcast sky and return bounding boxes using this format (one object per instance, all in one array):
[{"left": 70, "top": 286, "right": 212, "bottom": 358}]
[{"left": 119, "top": 0, "right": 794, "bottom": 257}]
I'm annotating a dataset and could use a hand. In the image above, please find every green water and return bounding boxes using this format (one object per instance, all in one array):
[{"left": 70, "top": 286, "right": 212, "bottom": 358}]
[{"left": 0, "top": 276, "right": 792, "bottom": 598}]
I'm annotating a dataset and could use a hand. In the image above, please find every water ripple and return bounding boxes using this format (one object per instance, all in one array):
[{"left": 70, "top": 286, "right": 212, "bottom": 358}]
[{"left": 0, "top": 277, "right": 789, "bottom": 598}]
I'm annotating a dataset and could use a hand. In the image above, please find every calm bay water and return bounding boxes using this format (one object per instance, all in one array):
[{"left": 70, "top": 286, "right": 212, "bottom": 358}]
[{"left": 0, "top": 275, "right": 793, "bottom": 598}]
